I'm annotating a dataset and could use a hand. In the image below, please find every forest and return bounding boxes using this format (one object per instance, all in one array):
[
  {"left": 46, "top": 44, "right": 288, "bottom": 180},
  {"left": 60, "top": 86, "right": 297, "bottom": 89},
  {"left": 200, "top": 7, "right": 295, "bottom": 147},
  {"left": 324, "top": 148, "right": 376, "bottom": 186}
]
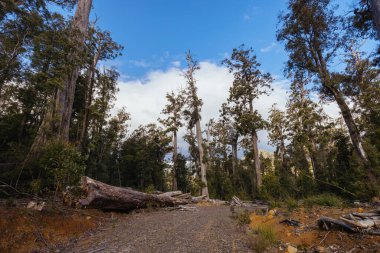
[
  {"left": 0, "top": 0, "right": 380, "bottom": 252},
  {"left": 1, "top": 0, "right": 379, "bottom": 201}
]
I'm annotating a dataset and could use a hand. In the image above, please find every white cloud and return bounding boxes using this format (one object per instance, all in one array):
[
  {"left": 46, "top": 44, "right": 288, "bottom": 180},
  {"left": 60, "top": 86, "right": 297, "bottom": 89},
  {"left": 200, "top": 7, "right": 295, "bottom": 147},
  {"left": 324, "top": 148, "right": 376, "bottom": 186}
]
[
  {"left": 115, "top": 61, "right": 290, "bottom": 152},
  {"left": 171, "top": 61, "right": 181, "bottom": 68},
  {"left": 128, "top": 59, "right": 149, "bottom": 68},
  {"left": 260, "top": 42, "right": 277, "bottom": 53}
]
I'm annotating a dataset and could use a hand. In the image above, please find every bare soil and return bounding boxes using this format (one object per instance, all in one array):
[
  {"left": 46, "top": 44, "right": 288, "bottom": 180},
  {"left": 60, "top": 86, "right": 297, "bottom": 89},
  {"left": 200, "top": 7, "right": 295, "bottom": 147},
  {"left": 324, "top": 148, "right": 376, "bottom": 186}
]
[
  {"left": 60, "top": 204, "right": 252, "bottom": 253},
  {"left": 2, "top": 200, "right": 380, "bottom": 253}
]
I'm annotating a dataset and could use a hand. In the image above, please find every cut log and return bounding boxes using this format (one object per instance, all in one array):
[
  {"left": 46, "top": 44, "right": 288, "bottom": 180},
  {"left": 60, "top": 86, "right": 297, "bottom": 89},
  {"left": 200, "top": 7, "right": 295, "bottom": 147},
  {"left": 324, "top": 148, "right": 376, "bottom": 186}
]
[{"left": 79, "top": 177, "right": 190, "bottom": 211}]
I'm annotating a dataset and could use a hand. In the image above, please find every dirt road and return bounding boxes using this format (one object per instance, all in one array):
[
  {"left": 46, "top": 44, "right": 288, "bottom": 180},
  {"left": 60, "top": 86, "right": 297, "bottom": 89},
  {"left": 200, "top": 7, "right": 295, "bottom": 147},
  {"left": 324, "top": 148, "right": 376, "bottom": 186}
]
[{"left": 61, "top": 205, "right": 252, "bottom": 253}]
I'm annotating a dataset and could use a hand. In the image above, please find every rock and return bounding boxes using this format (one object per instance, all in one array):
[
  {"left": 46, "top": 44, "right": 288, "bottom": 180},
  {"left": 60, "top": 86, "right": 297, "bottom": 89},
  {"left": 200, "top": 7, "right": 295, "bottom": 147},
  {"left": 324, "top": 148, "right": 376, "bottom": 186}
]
[
  {"left": 287, "top": 245, "right": 298, "bottom": 253},
  {"left": 27, "top": 201, "right": 46, "bottom": 211}
]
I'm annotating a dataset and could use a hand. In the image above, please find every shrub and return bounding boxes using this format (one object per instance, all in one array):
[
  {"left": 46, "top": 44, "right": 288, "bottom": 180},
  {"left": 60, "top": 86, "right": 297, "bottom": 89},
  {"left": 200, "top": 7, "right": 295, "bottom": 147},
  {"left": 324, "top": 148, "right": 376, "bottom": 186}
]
[
  {"left": 285, "top": 198, "right": 298, "bottom": 211},
  {"left": 303, "top": 193, "right": 345, "bottom": 208},
  {"left": 38, "top": 140, "right": 85, "bottom": 192},
  {"left": 248, "top": 225, "right": 277, "bottom": 253}
]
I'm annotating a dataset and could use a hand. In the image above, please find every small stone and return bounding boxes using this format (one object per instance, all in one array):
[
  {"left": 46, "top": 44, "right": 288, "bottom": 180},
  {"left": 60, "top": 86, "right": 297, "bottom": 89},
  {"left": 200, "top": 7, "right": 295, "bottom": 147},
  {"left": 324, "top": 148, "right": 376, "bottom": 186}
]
[
  {"left": 86, "top": 216, "right": 92, "bottom": 220},
  {"left": 287, "top": 245, "right": 298, "bottom": 253}
]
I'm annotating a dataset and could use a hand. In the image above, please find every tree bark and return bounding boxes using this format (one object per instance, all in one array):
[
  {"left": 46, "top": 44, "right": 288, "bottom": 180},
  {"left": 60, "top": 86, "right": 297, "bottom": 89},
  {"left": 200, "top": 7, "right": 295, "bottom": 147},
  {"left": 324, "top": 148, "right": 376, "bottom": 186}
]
[
  {"left": 78, "top": 177, "right": 190, "bottom": 211},
  {"left": 252, "top": 130, "right": 262, "bottom": 191},
  {"left": 172, "top": 130, "right": 178, "bottom": 191},
  {"left": 78, "top": 48, "right": 100, "bottom": 150},
  {"left": 331, "top": 88, "right": 368, "bottom": 163},
  {"left": 195, "top": 120, "right": 209, "bottom": 197},
  {"left": 56, "top": 0, "right": 92, "bottom": 141},
  {"left": 231, "top": 135, "right": 238, "bottom": 176},
  {"left": 371, "top": 0, "right": 380, "bottom": 39}
]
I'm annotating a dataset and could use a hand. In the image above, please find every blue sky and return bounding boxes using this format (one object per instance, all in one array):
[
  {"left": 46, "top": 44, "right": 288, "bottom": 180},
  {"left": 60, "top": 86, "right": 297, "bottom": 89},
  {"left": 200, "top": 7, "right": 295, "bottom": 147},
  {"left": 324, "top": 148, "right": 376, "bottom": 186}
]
[
  {"left": 92, "top": 0, "right": 291, "bottom": 79},
  {"left": 72, "top": 0, "right": 359, "bottom": 152}
]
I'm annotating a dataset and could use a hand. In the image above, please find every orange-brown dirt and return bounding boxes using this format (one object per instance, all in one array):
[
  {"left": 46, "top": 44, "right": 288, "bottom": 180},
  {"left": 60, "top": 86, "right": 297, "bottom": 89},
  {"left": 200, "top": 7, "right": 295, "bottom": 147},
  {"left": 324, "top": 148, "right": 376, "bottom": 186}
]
[
  {"left": 249, "top": 206, "right": 380, "bottom": 252},
  {"left": 1, "top": 199, "right": 380, "bottom": 253},
  {"left": 0, "top": 200, "right": 116, "bottom": 253}
]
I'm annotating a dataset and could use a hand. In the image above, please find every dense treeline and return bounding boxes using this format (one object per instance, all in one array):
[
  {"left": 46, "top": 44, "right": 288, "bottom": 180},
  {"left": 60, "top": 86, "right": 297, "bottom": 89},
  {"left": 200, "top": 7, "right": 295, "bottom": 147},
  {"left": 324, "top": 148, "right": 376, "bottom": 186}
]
[{"left": 0, "top": 0, "right": 379, "bottom": 201}]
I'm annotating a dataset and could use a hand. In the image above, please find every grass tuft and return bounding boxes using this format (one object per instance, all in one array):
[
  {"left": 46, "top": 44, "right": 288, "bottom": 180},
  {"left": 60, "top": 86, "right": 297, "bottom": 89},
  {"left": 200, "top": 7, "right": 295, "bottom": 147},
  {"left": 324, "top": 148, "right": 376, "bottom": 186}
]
[
  {"left": 248, "top": 224, "right": 277, "bottom": 253},
  {"left": 235, "top": 210, "right": 251, "bottom": 226}
]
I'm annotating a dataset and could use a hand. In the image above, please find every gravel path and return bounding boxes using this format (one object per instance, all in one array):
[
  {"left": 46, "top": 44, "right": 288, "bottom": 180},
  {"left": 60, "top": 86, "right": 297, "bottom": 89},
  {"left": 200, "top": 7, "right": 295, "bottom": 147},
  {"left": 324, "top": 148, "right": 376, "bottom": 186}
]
[{"left": 61, "top": 205, "right": 252, "bottom": 253}]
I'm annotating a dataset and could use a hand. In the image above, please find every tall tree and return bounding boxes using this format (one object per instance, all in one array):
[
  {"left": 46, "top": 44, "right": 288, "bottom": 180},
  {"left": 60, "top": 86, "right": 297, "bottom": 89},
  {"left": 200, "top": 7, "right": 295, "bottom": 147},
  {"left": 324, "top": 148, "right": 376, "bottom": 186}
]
[
  {"left": 267, "top": 104, "right": 288, "bottom": 169},
  {"left": 182, "top": 51, "right": 209, "bottom": 197},
  {"left": 159, "top": 91, "right": 185, "bottom": 190},
  {"left": 30, "top": 0, "right": 92, "bottom": 153},
  {"left": 78, "top": 26, "right": 123, "bottom": 150},
  {"left": 222, "top": 45, "right": 272, "bottom": 192},
  {"left": 277, "top": 0, "right": 371, "bottom": 167}
]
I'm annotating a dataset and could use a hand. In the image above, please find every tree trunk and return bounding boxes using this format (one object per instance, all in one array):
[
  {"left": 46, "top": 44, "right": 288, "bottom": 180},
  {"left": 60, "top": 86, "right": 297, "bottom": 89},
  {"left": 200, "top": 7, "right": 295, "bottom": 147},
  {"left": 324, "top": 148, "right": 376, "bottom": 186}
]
[
  {"left": 78, "top": 177, "right": 190, "bottom": 211},
  {"left": 78, "top": 50, "right": 100, "bottom": 150},
  {"left": 56, "top": 0, "right": 92, "bottom": 141},
  {"left": 252, "top": 130, "right": 262, "bottom": 191},
  {"left": 331, "top": 88, "right": 368, "bottom": 163},
  {"left": 371, "top": 0, "right": 380, "bottom": 39},
  {"left": 172, "top": 130, "right": 178, "bottom": 191},
  {"left": 231, "top": 135, "right": 238, "bottom": 176},
  {"left": 195, "top": 120, "right": 209, "bottom": 197}
]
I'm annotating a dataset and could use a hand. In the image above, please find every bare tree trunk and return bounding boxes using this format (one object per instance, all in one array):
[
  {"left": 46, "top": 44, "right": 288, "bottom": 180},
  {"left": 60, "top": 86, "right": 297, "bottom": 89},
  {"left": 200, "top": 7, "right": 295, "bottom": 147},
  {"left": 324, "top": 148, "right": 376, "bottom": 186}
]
[
  {"left": 252, "top": 130, "right": 262, "bottom": 191},
  {"left": 231, "top": 135, "right": 238, "bottom": 176},
  {"left": 78, "top": 50, "right": 100, "bottom": 149},
  {"left": 371, "top": 0, "right": 380, "bottom": 39},
  {"left": 57, "top": 0, "right": 92, "bottom": 141},
  {"left": 172, "top": 130, "right": 178, "bottom": 191},
  {"left": 195, "top": 120, "right": 209, "bottom": 197},
  {"left": 331, "top": 89, "right": 368, "bottom": 163}
]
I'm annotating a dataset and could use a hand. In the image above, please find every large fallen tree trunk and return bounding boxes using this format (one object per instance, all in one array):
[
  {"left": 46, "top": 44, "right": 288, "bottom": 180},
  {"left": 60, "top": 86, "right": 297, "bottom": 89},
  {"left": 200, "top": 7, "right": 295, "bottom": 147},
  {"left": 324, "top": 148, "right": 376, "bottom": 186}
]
[{"left": 78, "top": 177, "right": 190, "bottom": 211}]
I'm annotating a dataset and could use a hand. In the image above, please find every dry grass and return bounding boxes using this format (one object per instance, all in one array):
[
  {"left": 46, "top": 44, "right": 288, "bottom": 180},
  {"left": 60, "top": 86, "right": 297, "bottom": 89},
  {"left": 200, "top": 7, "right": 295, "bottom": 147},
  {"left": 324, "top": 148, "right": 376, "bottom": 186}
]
[
  {"left": 247, "top": 224, "right": 277, "bottom": 252},
  {"left": 0, "top": 203, "right": 108, "bottom": 253}
]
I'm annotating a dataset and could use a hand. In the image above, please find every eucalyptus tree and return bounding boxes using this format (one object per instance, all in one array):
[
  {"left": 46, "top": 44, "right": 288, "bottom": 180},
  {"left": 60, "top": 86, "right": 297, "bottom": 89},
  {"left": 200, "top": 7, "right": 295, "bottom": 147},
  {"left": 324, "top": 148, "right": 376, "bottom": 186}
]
[
  {"left": 30, "top": 0, "right": 93, "bottom": 153},
  {"left": 78, "top": 26, "right": 123, "bottom": 150},
  {"left": 277, "top": 0, "right": 372, "bottom": 169},
  {"left": 159, "top": 91, "right": 185, "bottom": 190},
  {"left": 222, "top": 45, "right": 272, "bottom": 191},
  {"left": 267, "top": 104, "right": 288, "bottom": 169},
  {"left": 285, "top": 74, "right": 327, "bottom": 179},
  {"left": 182, "top": 51, "right": 209, "bottom": 197}
]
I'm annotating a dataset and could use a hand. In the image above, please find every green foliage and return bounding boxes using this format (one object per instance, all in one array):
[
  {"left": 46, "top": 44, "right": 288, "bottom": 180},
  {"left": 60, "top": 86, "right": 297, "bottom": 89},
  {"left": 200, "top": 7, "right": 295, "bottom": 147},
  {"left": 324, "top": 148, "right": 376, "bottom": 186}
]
[
  {"left": 285, "top": 198, "right": 298, "bottom": 211},
  {"left": 303, "top": 194, "right": 345, "bottom": 208},
  {"left": 38, "top": 140, "right": 85, "bottom": 191},
  {"left": 248, "top": 225, "right": 277, "bottom": 253}
]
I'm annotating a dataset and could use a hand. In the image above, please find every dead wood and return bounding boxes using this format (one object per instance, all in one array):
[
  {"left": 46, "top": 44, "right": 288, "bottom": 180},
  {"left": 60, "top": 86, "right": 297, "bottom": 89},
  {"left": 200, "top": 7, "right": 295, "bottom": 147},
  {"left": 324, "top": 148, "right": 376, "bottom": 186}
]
[{"left": 78, "top": 177, "right": 190, "bottom": 211}]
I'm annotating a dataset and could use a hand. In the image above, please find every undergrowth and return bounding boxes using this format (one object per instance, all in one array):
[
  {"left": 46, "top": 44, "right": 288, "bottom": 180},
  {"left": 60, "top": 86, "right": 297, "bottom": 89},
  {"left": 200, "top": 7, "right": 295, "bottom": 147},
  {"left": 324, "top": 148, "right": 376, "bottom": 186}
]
[
  {"left": 303, "top": 193, "right": 345, "bottom": 208},
  {"left": 247, "top": 224, "right": 277, "bottom": 253}
]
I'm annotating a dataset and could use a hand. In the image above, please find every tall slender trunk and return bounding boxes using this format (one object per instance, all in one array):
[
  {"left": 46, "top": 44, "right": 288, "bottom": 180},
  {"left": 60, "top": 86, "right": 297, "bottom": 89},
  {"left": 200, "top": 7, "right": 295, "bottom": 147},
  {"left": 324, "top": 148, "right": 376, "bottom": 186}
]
[
  {"left": 252, "top": 130, "right": 262, "bottom": 191},
  {"left": 231, "top": 135, "right": 238, "bottom": 176},
  {"left": 249, "top": 100, "right": 262, "bottom": 191},
  {"left": 172, "top": 130, "right": 178, "bottom": 191},
  {"left": 79, "top": 51, "right": 100, "bottom": 150},
  {"left": 331, "top": 88, "right": 368, "bottom": 163},
  {"left": 57, "top": 0, "right": 92, "bottom": 141},
  {"left": 195, "top": 119, "right": 208, "bottom": 197}
]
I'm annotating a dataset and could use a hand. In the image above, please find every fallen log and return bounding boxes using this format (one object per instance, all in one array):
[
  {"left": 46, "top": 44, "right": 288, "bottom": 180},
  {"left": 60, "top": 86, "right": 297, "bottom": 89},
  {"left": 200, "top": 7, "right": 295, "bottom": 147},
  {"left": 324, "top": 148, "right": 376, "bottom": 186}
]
[{"left": 79, "top": 177, "right": 190, "bottom": 211}]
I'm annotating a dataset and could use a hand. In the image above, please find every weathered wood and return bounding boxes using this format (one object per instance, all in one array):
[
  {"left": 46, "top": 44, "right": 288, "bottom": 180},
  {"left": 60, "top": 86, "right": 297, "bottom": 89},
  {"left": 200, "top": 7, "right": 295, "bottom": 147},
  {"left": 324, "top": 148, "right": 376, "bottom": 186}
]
[{"left": 79, "top": 177, "right": 189, "bottom": 211}]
